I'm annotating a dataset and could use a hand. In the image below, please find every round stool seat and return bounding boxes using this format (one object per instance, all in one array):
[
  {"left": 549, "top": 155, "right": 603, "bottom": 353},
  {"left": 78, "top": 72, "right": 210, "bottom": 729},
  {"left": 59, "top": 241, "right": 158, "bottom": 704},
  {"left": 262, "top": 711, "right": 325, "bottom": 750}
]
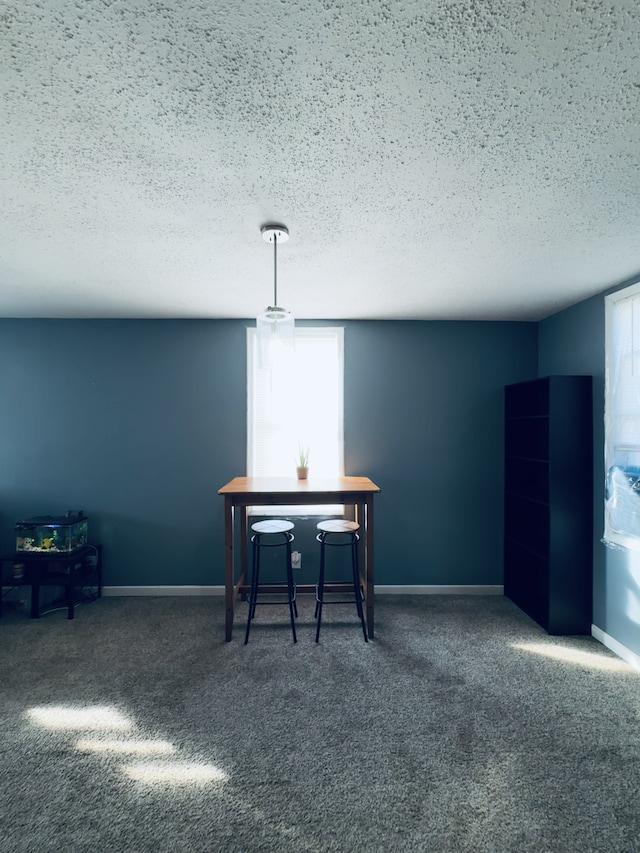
[
  {"left": 317, "top": 519, "right": 359, "bottom": 534},
  {"left": 252, "top": 519, "right": 294, "bottom": 534}
]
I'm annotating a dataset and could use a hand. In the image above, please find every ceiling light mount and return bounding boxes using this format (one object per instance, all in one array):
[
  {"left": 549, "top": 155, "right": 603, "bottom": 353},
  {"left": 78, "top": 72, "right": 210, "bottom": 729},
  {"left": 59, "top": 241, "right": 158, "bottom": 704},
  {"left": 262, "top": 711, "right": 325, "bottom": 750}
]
[
  {"left": 261, "top": 224, "right": 289, "bottom": 245},
  {"left": 256, "top": 223, "right": 294, "bottom": 369}
]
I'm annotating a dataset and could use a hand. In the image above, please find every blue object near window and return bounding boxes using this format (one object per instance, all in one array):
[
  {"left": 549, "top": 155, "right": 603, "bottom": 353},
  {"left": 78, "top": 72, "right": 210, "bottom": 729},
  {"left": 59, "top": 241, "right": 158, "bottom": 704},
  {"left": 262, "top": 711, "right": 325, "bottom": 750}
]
[{"left": 604, "top": 281, "right": 640, "bottom": 551}]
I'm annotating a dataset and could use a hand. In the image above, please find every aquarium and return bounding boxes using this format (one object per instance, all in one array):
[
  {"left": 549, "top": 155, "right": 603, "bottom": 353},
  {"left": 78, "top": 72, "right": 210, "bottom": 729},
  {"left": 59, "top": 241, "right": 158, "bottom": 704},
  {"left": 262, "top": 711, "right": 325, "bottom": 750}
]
[{"left": 15, "top": 512, "right": 88, "bottom": 554}]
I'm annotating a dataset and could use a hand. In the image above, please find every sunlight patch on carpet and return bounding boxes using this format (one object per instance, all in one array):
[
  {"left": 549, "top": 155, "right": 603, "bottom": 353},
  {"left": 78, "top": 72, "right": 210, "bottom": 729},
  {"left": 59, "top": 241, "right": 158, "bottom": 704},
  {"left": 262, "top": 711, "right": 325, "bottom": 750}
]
[
  {"left": 76, "top": 737, "right": 176, "bottom": 756},
  {"left": 512, "top": 642, "right": 631, "bottom": 672},
  {"left": 27, "top": 705, "right": 133, "bottom": 730},
  {"left": 123, "top": 761, "right": 229, "bottom": 785}
]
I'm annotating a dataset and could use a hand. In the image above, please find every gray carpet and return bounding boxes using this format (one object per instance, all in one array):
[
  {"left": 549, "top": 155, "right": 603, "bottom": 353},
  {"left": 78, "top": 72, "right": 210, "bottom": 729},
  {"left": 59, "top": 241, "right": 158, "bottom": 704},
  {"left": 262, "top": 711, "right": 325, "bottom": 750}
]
[{"left": 1, "top": 594, "right": 639, "bottom": 853}]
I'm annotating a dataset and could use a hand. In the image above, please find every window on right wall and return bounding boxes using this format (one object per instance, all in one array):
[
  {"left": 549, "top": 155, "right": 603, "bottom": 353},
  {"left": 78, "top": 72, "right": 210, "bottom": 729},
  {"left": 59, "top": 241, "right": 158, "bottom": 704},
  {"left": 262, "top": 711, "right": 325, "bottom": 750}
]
[{"left": 604, "top": 281, "right": 640, "bottom": 551}]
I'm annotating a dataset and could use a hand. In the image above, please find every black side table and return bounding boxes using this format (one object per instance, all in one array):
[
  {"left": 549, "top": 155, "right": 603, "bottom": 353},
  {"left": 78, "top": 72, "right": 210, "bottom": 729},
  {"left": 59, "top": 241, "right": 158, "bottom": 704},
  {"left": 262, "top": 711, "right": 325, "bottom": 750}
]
[{"left": 0, "top": 544, "right": 102, "bottom": 619}]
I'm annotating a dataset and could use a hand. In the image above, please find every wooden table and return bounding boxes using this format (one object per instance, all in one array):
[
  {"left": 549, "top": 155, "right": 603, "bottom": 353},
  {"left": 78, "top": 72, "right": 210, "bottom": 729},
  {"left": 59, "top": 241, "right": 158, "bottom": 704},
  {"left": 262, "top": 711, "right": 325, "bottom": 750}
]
[{"left": 218, "top": 476, "right": 381, "bottom": 641}]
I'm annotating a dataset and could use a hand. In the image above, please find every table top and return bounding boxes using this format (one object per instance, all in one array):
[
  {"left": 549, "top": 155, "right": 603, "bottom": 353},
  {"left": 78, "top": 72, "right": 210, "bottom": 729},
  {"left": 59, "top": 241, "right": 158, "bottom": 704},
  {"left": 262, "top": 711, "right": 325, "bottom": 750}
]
[{"left": 218, "top": 476, "right": 380, "bottom": 497}]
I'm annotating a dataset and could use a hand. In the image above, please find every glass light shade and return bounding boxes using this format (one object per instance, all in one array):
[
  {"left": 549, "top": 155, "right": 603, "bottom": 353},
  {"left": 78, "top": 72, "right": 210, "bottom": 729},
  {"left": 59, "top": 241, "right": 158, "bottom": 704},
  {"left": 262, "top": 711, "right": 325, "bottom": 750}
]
[{"left": 256, "top": 306, "right": 295, "bottom": 369}]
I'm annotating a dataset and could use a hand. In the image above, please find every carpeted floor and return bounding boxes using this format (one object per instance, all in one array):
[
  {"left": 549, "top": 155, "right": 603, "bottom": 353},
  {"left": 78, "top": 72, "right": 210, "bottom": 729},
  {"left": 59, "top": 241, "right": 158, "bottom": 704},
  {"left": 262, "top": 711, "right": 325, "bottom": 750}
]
[{"left": 1, "top": 594, "right": 639, "bottom": 853}]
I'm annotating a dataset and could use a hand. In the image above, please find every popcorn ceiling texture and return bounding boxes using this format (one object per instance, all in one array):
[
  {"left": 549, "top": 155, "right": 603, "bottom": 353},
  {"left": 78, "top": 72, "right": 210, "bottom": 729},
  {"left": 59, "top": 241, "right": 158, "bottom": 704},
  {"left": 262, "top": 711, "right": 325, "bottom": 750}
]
[{"left": 1, "top": 0, "right": 639, "bottom": 320}]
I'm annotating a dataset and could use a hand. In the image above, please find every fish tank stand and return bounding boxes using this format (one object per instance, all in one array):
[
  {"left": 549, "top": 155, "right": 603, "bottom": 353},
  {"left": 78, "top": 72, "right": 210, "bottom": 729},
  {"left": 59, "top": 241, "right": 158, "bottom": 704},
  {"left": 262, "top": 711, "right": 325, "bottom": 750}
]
[{"left": 0, "top": 544, "right": 102, "bottom": 619}]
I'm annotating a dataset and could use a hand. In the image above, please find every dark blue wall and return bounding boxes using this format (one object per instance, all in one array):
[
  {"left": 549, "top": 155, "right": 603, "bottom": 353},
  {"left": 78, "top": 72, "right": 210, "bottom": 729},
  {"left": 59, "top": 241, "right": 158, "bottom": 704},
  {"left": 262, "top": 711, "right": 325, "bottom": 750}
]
[
  {"left": 344, "top": 322, "right": 537, "bottom": 584},
  {"left": 0, "top": 318, "right": 537, "bottom": 587},
  {"left": 0, "top": 320, "right": 247, "bottom": 585},
  {"left": 539, "top": 281, "right": 640, "bottom": 659}
]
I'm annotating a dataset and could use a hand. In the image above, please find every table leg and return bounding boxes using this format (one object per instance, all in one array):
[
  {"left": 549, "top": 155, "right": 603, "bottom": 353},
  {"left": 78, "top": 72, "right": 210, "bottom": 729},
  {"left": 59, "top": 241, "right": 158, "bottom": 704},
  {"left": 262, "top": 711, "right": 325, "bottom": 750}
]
[
  {"left": 239, "top": 506, "right": 248, "bottom": 598},
  {"left": 224, "top": 496, "right": 234, "bottom": 641},
  {"left": 96, "top": 545, "right": 103, "bottom": 598},
  {"left": 365, "top": 496, "right": 374, "bottom": 639},
  {"left": 66, "top": 582, "right": 75, "bottom": 619},
  {"left": 30, "top": 584, "right": 39, "bottom": 619}
]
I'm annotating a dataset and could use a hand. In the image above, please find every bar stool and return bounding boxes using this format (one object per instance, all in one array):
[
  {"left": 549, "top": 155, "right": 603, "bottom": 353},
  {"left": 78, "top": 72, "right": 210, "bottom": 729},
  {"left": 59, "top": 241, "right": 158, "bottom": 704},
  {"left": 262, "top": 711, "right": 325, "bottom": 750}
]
[
  {"left": 245, "top": 519, "right": 297, "bottom": 645},
  {"left": 315, "top": 519, "right": 368, "bottom": 643}
]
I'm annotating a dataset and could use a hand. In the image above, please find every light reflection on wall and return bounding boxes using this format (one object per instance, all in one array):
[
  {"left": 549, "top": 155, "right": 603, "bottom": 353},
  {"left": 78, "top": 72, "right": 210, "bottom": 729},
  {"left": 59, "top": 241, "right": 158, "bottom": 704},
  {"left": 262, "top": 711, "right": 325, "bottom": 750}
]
[{"left": 626, "top": 587, "right": 640, "bottom": 626}]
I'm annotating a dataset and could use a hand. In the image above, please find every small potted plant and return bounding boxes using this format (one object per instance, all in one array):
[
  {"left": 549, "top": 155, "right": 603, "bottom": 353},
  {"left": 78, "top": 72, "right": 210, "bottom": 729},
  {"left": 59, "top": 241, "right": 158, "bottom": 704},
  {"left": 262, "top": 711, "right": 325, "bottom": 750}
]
[{"left": 296, "top": 445, "right": 309, "bottom": 480}]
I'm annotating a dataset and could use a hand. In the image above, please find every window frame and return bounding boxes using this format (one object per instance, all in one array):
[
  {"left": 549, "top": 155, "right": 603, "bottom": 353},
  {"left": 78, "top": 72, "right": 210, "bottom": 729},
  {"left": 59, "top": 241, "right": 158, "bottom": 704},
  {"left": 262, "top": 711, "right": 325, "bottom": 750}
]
[
  {"left": 246, "top": 325, "right": 345, "bottom": 516},
  {"left": 604, "top": 281, "right": 640, "bottom": 551}
]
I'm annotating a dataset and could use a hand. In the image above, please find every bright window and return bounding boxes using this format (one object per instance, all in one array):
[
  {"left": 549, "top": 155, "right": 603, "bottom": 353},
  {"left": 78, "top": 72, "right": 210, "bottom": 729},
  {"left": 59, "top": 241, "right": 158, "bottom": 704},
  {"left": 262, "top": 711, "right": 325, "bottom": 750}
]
[
  {"left": 247, "top": 326, "right": 344, "bottom": 515},
  {"left": 604, "top": 281, "right": 640, "bottom": 550}
]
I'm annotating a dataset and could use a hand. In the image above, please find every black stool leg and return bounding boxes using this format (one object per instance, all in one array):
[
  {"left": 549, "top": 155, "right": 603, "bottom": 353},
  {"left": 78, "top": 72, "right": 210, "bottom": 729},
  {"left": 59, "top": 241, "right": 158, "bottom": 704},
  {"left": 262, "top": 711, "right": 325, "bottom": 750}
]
[
  {"left": 244, "top": 535, "right": 261, "bottom": 645},
  {"left": 315, "top": 534, "right": 326, "bottom": 643},
  {"left": 285, "top": 535, "right": 297, "bottom": 643},
  {"left": 251, "top": 539, "right": 261, "bottom": 622},
  {"left": 352, "top": 534, "right": 368, "bottom": 642},
  {"left": 287, "top": 533, "right": 298, "bottom": 619}
]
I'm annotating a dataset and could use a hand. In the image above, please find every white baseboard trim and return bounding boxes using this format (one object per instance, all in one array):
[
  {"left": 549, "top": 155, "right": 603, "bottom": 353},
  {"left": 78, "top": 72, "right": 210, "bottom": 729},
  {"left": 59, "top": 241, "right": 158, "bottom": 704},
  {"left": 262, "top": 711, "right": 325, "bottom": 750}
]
[
  {"left": 376, "top": 584, "right": 504, "bottom": 595},
  {"left": 591, "top": 624, "right": 640, "bottom": 672},
  {"left": 103, "top": 586, "right": 225, "bottom": 596},
  {"left": 103, "top": 584, "right": 504, "bottom": 597}
]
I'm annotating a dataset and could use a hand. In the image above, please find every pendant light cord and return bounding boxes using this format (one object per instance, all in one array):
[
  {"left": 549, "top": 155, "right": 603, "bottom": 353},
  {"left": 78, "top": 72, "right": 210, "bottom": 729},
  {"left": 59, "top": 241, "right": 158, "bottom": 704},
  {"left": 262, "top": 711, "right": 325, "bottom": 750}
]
[{"left": 273, "top": 233, "right": 278, "bottom": 308}]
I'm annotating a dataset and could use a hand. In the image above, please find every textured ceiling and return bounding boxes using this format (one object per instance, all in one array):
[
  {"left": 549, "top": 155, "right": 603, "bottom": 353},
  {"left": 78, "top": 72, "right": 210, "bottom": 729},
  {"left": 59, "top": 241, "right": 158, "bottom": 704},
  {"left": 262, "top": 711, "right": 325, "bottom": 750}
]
[{"left": 1, "top": 0, "right": 639, "bottom": 321}]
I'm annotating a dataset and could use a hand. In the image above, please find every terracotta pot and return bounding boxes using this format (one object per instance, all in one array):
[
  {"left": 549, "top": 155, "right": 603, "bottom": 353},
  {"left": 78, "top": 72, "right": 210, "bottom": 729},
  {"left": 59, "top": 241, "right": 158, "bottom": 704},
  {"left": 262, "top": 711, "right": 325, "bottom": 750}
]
[{"left": 296, "top": 466, "right": 309, "bottom": 480}]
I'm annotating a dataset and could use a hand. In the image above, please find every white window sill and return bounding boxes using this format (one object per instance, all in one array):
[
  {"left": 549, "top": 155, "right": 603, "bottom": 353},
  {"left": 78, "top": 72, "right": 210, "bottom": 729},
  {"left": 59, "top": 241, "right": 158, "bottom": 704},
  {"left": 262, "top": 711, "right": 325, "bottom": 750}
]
[{"left": 249, "top": 504, "right": 345, "bottom": 517}]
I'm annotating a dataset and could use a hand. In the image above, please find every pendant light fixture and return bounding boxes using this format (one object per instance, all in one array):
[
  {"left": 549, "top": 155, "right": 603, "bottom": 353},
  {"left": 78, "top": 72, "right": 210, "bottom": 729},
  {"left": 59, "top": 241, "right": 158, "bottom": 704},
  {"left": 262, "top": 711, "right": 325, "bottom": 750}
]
[{"left": 256, "top": 224, "right": 294, "bottom": 369}]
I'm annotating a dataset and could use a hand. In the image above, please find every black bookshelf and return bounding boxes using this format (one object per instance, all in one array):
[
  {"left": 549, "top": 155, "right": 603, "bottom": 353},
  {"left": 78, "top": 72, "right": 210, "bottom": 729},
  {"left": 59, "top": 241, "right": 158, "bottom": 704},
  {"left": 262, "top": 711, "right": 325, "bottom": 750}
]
[{"left": 504, "top": 376, "right": 593, "bottom": 634}]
